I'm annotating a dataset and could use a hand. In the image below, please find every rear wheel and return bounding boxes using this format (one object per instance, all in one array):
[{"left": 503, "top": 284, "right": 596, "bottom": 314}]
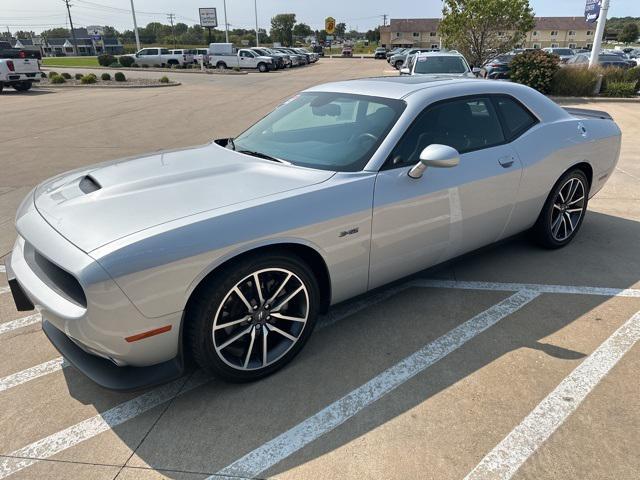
[
  {"left": 13, "top": 81, "right": 32, "bottom": 92},
  {"left": 217, "top": 62, "right": 227, "bottom": 70},
  {"left": 185, "top": 253, "right": 320, "bottom": 382},
  {"left": 533, "top": 169, "right": 589, "bottom": 249}
]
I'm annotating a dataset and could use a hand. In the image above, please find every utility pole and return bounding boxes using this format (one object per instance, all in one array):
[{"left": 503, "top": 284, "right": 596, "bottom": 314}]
[
  {"left": 254, "top": 0, "right": 259, "bottom": 47},
  {"left": 63, "top": 0, "right": 78, "bottom": 56},
  {"left": 589, "top": 0, "right": 609, "bottom": 67},
  {"left": 129, "top": 0, "right": 141, "bottom": 51},
  {"left": 167, "top": 13, "right": 177, "bottom": 48},
  {"left": 223, "top": 0, "right": 229, "bottom": 43},
  {"left": 383, "top": 14, "right": 387, "bottom": 26}
]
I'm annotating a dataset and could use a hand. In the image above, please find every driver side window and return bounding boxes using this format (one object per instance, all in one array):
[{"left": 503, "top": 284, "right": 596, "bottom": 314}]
[{"left": 388, "top": 96, "right": 505, "bottom": 168}]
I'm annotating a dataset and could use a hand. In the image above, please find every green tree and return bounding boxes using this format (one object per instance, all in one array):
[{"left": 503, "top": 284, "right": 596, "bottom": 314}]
[
  {"left": 365, "top": 27, "right": 380, "bottom": 43},
  {"left": 293, "top": 23, "right": 312, "bottom": 38},
  {"left": 40, "top": 28, "right": 70, "bottom": 39},
  {"left": 439, "top": 0, "right": 535, "bottom": 67},
  {"left": 270, "top": 13, "right": 296, "bottom": 46},
  {"left": 335, "top": 22, "right": 346, "bottom": 38},
  {"left": 619, "top": 23, "right": 639, "bottom": 43}
]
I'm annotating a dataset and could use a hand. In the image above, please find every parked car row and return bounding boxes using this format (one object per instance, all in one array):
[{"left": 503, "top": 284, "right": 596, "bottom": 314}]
[
  {"left": 126, "top": 44, "right": 319, "bottom": 72},
  {"left": 0, "top": 43, "right": 46, "bottom": 93}
]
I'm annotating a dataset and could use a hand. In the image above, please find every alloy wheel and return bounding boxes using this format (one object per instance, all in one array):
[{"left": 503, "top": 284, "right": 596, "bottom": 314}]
[
  {"left": 212, "top": 268, "right": 309, "bottom": 371},
  {"left": 550, "top": 177, "right": 586, "bottom": 242}
]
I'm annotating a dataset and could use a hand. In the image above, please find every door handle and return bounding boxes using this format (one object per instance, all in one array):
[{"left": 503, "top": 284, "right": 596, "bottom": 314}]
[{"left": 498, "top": 156, "right": 515, "bottom": 168}]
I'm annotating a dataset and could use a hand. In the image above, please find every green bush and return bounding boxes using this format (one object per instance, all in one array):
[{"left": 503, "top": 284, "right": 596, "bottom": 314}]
[
  {"left": 75, "top": 73, "right": 83, "bottom": 80},
  {"left": 109, "top": 62, "right": 120, "bottom": 67},
  {"left": 97, "top": 53, "right": 115, "bottom": 67},
  {"left": 101, "top": 72, "right": 111, "bottom": 81},
  {"left": 114, "top": 72, "right": 126, "bottom": 82},
  {"left": 232, "top": 65, "right": 241, "bottom": 72},
  {"left": 80, "top": 74, "right": 97, "bottom": 84},
  {"left": 131, "top": 63, "right": 140, "bottom": 67},
  {"left": 159, "top": 76, "right": 170, "bottom": 83},
  {"left": 118, "top": 55, "right": 135, "bottom": 67},
  {"left": 551, "top": 67, "right": 599, "bottom": 96},
  {"left": 603, "top": 81, "right": 637, "bottom": 98},
  {"left": 61, "top": 72, "right": 72, "bottom": 79},
  {"left": 48, "top": 71, "right": 58, "bottom": 78},
  {"left": 509, "top": 50, "right": 560, "bottom": 94},
  {"left": 624, "top": 66, "right": 640, "bottom": 91},
  {"left": 49, "top": 74, "right": 65, "bottom": 84}
]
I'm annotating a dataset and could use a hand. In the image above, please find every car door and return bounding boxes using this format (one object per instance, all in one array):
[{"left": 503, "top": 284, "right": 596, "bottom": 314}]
[
  {"left": 368, "top": 95, "right": 522, "bottom": 289},
  {"left": 239, "top": 50, "right": 256, "bottom": 68}
]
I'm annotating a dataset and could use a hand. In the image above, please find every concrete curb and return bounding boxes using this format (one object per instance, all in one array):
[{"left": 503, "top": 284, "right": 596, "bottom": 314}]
[
  {"left": 37, "top": 81, "right": 181, "bottom": 89},
  {"left": 549, "top": 95, "right": 640, "bottom": 103},
  {"left": 42, "top": 65, "right": 248, "bottom": 75}
]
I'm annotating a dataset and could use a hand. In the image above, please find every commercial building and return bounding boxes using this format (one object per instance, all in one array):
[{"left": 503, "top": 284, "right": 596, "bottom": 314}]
[{"left": 380, "top": 17, "right": 596, "bottom": 50}]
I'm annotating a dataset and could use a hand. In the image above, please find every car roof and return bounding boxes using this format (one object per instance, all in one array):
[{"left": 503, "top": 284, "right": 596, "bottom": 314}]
[{"left": 414, "top": 51, "right": 464, "bottom": 58}]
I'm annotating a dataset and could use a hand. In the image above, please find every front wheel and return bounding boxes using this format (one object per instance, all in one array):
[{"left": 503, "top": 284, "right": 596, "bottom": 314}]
[
  {"left": 394, "top": 60, "right": 404, "bottom": 69},
  {"left": 257, "top": 62, "right": 268, "bottom": 73},
  {"left": 532, "top": 169, "right": 589, "bottom": 249},
  {"left": 185, "top": 253, "right": 320, "bottom": 382}
]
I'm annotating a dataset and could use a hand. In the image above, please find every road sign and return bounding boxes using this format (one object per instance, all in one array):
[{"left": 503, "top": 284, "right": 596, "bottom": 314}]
[
  {"left": 326, "top": 35, "right": 334, "bottom": 41},
  {"left": 325, "top": 17, "right": 336, "bottom": 35},
  {"left": 584, "top": 0, "right": 602, "bottom": 23},
  {"left": 86, "top": 25, "right": 104, "bottom": 36},
  {"left": 199, "top": 7, "right": 218, "bottom": 27}
]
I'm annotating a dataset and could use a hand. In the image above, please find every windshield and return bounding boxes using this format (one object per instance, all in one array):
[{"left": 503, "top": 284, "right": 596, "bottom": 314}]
[
  {"left": 553, "top": 49, "right": 574, "bottom": 55},
  {"left": 232, "top": 92, "right": 405, "bottom": 171},
  {"left": 414, "top": 56, "right": 469, "bottom": 74}
]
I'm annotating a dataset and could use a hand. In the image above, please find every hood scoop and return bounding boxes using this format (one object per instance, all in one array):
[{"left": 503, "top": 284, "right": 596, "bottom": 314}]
[{"left": 79, "top": 175, "right": 101, "bottom": 194}]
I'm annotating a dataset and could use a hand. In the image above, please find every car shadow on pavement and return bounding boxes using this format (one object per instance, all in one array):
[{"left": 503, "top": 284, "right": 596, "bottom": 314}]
[
  {"left": 1, "top": 89, "right": 55, "bottom": 96},
  {"left": 59, "top": 210, "right": 640, "bottom": 478}
]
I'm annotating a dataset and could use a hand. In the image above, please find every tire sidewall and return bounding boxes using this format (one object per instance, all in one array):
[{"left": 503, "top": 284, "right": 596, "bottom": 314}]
[
  {"left": 190, "top": 253, "right": 320, "bottom": 382},
  {"left": 536, "top": 169, "right": 589, "bottom": 248}
]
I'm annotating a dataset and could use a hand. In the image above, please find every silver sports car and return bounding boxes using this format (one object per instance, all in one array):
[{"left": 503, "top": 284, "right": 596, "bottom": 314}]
[{"left": 6, "top": 77, "right": 621, "bottom": 389}]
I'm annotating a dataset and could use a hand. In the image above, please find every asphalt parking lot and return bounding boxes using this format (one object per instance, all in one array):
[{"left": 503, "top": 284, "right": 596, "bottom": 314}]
[{"left": 1, "top": 58, "right": 639, "bottom": 480}]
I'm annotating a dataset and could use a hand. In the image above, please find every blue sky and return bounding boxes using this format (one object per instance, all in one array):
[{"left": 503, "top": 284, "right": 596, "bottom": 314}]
[{"left": 2, "top": 0, "right": 638, "bottom": 34}]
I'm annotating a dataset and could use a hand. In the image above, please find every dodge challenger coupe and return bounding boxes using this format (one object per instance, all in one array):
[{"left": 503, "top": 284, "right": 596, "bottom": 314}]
[{"left": 5, "top": 76, "right": 621, "bottom": 389}]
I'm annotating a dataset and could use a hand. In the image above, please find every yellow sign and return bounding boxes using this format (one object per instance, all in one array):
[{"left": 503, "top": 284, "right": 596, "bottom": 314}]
[{"left": 325, "top": 17, "right": 336, "bottom": 35}]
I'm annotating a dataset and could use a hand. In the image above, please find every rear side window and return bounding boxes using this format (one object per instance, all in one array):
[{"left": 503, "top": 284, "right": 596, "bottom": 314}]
[{"left": 494, "top": 96, "right": 538, "bottom": 141}]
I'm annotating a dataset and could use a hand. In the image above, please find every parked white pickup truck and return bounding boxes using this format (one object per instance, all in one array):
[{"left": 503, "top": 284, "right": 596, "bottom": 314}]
[
  {"left": 126, "top": 48, "right": 194, "bottom": 67},
  {"left": 0, "top": 43, "right": 45, "bottom": 93},
  {"left": 208, "top": 43, "right": 274, "bottom": 72}
]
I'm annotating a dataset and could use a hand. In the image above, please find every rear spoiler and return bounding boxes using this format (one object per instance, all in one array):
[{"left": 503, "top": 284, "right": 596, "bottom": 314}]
[{"left": 563, "top": 107, "right": 612, "bottom": 120}]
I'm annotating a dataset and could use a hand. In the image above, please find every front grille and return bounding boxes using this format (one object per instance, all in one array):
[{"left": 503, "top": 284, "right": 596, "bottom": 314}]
[{"left": 24, "top": 243, "right": 87, "bottom": 308}]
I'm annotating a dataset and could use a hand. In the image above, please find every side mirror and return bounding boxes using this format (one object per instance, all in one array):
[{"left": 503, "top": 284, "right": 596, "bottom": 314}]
[
  {"left": 400, "top": 67, "right": 411, "bottom": 75},
  {"left": 408, "top": 144, "right": 460, "bottom": 179}
]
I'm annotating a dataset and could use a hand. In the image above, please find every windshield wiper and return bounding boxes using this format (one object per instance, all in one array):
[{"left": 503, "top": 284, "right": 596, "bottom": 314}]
[
  {"left": 237, "top": 150, "right": 291, "bottom": 165},
  {"left": 227, "top": 137, "right": 236, "bottom": 150}
]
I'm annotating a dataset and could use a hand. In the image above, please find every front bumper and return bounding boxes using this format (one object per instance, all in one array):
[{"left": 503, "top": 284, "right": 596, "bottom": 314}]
[
  {"left": 7, "top": 191, "right": 184, "bottom": 389},
  {"left": 43, "top": 320, "right": 183, "bottom": 391}
]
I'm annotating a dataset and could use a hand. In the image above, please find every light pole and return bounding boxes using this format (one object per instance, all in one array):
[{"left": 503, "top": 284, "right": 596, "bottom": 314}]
[
  {"left": 254, "top": 0, "right": 259, "bottom": 47},
  {"left": 589, "top": 0, "right": 609, "bottom": 67},
  {"left": 223, "top": 0, "right": 229, "bottom": 43},
  {"left": 129, "top": 0, "right": 141, "bottom": 51}
]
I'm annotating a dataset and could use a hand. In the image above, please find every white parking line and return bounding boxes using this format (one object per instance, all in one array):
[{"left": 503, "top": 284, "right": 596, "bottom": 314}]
[
  {"left": 0, "top": 358, "right": 66, "bottom": 393},
  {"left": 465, "top": 308, "right": 640, "bottom": 480},
  {"left": 214, "top": 290, "right": 540, "bottom": 478},
  {"left": 0, "top": 371, "right": 211, "bottom": 479},
  {"left": 414, "top": 279, "right": 640, "bottom": 298},
  {"left": 0, "top": 287, "right": 10, "bottom": 295},
  {"left": 0, "top": 313, "right": 41, "bottom": 336},
  {"left": 0, "top": 283, "right": 410, "bottom": 476},
  {"left": 0, "top": 265, "right": 5, "bottom": 273}
]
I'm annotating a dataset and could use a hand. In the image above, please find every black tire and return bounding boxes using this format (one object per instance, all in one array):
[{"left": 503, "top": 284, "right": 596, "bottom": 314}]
[
  {"left": 0, "top": 83, "right": 3, "bottom": 94},
  {"left": 532, "top": 169, "right": 589, "bottom": 249},
  {"left": 13, "top": 81, "right": 32, "bottom": 92},
  {"left": 395, "top": 60, "right": 404, "bottom": 69},
  {"left": 185, "top": 252, "right": 320, "bottom": 382},
  {"left": 257, "top": 62, "right": 267, "bottom": 73},
  {"left": 217, "top": 62, "right": 227, "bottom": 70}
]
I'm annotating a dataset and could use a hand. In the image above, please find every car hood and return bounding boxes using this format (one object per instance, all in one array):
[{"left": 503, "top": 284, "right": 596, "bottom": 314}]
[{"left": 34, "top": 143, "right": 334, "bottom": 253}]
